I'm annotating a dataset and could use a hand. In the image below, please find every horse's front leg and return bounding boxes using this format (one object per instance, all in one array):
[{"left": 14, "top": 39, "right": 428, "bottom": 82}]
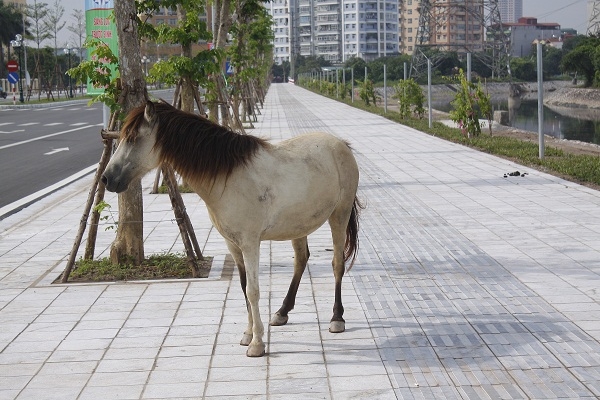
[
  {"left": 242, "top": 244, "right": 266, "bottom": 357},
  {"left": 225, "top": 240, "right": 253, "bottom": 346}
]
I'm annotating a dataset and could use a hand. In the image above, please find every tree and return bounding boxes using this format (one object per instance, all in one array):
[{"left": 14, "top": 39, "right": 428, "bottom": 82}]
[
  {"left": 44, "top": 0, "right": 66, "bottom": 92},
  {"left": 207, "top": 0, "right": 236, "bottom": 121},
  {"left": 0, "top": 0, "right": 26, "bottom": 78},
  {"left": 26, "top": 0, "right": 51, "bottom": 99},
  {"left": 67, "top": 9, "right": 85, "bottom": 93},
  {"left": 228, "top": 0, "right": 273, "bottom": 120},
  {"left": 271, "top": 62, "right": 287, "bottom": 81},
  {"left": 67, "top": 9, "right": 85, "bottom": 49},
  {"left": 344, "top": 56, "right": 367, "bottom": 81},
  {"left": 393, "top": 78, "right": 425, "bottom": 119},
  {"left": 110, "top": 0, "right": 149, "bottom": 265},
  {"left": 295, "top": 55, "right": 331, "bottom": 77},
  {"left": 542, "top": 46, "right": 563, "bottom": 78},
  {"left": 510, "top": 57, "right": 536, "bottom": 81},
  {"left": 561, "top": 37, "right": 600, "bottom": 87},
  {"left": 381, "top": 54, "right": 411, "bottom": 81}
]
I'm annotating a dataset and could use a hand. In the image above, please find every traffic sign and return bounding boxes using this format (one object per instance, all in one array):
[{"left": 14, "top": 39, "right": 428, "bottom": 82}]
[
  {"left": 7, "top": 60, "right": 18, "bottom": 72},
  {"left": 7, "top": 72, "right": 19, "bottom": 84},
  {"left": 225, "top": 61, "right": 234, "bottom": 75}
]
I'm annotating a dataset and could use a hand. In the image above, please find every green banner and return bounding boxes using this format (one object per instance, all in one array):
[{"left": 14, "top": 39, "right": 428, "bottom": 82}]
[{"left": 85, "top": 0, "right": 118, "bottom": 95}]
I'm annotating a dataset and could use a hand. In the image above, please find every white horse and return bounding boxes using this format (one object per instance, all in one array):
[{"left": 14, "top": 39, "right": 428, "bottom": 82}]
[{"left": 102, "top": 101, "right": 362, "bottom": 357}]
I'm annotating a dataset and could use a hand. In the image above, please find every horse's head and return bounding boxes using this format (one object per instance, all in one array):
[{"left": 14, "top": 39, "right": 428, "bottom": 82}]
[{"left": 102, "top": 101, "right": 162, "bottom": 193}]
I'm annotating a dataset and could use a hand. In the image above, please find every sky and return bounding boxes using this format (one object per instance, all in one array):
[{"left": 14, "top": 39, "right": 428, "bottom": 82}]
[
  {"left": 523, "top": 0, "right": 589, "bottom": 32},
  {"left": 49, "top": 0, "right": 591, "bottom": 47}
]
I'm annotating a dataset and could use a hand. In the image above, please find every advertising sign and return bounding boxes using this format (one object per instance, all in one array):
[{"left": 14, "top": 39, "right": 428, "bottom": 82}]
[{"left": 85, "top": 0, "right": 119, "bottom": 95}]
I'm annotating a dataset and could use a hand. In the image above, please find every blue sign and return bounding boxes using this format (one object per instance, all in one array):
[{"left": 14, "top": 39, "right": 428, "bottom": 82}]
[
  {"left": 225, "top": 61, "right": 234, "bottom": 75},
  {"left": 7, "top": 72, "right": 18, "bottom": 84}
]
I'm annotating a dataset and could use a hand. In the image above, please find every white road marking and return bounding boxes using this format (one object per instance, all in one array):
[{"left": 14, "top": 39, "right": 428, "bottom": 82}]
[
  {"left": 0, "top": 125, "right": 95, "bottom": 150},
  {"left": 44, "top": 147, "right": 70, "bottom": 155}
]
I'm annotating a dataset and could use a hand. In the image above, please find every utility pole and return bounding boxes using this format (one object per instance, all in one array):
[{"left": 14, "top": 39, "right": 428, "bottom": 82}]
[
  {"left": 410, "top": 0, "right": 510, "bottom": 80},
  {"left": 588, "top": 0, "right": 600, "bottom": 35}
]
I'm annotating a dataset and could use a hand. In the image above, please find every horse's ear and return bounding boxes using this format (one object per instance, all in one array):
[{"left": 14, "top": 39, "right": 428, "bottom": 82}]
[{"left": 144, "top": 101, "right": 157, "bottom": 124}]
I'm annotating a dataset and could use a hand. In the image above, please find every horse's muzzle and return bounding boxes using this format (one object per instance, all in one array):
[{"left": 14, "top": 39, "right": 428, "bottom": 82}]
[{"left": 101, "top": 173, "right": 128, "bottom": 193}]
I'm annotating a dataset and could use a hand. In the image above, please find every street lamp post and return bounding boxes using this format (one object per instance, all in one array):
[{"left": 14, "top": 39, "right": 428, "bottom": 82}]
[
  {"left": 10, "top": 35, "right": 24, "bottom": 103},
  {"left": 141, "top": 56, "right": 149, "bottom": 77},
  {"left": 64, "top": 45, "right": 74, "bottom": 98}
]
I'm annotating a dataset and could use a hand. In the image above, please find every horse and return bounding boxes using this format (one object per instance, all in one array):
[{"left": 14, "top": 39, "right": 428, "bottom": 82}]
[{"left": 102, "top": 100, "right": 362, "bottom": 357}]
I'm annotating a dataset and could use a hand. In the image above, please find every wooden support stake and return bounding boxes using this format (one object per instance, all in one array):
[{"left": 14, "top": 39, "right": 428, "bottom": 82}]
[
  {"left": 84, "top": 138, "right": 113, "bottom": 260},
  {"left": 162, "top": 165, "right": 201, "bottom": 277},
  {"left": 61, "top": 137, "right": 113, "bottom": 282}
]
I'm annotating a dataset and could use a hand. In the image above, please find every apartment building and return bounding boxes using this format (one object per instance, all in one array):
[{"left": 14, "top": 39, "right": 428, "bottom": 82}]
[
  {"left": 270, "top": 0, "right": 492, "bottom": 64},
  {"left": 342, "top": 0, "right": 399, "bottom": 62},
  {"left": 269, "top": 0, "right": 292, "bottom": 65},
  {"left": 502, "top": 17, "right": 562, "bottom": 57},
  {"left": 271, "top": 0, "right": 399, "bottom": 65},
  {"left": 432, "top": 0, "right": 484, "bottom": 53},
  {"left": 400, "top": 0, "right": 484, "bottom": 56},
  {"left": 498, "top": 0, "right": 523, "bottom": 24},
  {"left": 399, "top": 0, "right": 420, "bottom": 55}
]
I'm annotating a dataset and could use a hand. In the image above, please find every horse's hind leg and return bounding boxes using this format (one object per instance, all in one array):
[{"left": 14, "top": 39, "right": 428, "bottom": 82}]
[
  {"left": 225, "top": 240, "right": 253, "bottom": 347},
  {"left": 270, "top": 236, "right": 310, "bottom": 326},
  {"left": 329, "top": 209, "right": 351, "bottom": 333}
]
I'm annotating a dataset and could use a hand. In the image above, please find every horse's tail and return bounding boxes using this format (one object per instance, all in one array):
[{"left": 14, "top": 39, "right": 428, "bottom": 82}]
[{"left": 344, "top": 196, "right": 365, "bottom": 271}]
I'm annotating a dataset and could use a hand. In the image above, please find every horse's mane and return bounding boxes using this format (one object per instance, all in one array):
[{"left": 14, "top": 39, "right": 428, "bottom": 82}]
[{"left": 121, "top": 101, "right": 269, "bottom": 184}]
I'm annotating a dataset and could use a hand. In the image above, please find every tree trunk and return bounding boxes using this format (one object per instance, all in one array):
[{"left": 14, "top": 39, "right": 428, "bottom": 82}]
[
  {"left": 110, "top": 0, "right": 148, "bottom": 266},
  {"left": 208, "top": 0, "right": 233, "bottom": 121},
  {"left": 177, "top": 5, "right": 195, "bottom": 113}
]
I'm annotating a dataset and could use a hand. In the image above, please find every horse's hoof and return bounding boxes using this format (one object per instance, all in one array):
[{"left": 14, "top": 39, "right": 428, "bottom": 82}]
[
  {"left": 329, "top": 320, "right": 345, "bottom": 333},
  {"left": 240, "top": 333, "right": 252, "bottom": 346},
  {"left": 246, "top": 342, "right": 266, "bottom": 357},
  {"left": 269, "top": 312, "right": 289, "bottom": 326}
]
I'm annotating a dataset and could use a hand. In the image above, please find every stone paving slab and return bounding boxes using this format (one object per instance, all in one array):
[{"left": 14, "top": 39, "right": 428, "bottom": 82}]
[{"left": 1, "top": 83, "right": 600, "bottom": 399}]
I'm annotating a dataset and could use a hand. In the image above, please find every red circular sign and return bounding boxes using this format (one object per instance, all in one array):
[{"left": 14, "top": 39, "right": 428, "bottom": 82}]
[{"left": 7, "top": 60, "right": 18, "bottom": 72}]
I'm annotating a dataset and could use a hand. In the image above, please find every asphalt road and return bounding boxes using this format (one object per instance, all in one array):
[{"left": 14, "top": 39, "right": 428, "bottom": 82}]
[{"left": 0, "top": 100, "right": 105, "bottom": 215}]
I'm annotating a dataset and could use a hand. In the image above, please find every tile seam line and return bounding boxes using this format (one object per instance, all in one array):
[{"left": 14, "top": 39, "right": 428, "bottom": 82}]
[
  {"left": 353, "top": 136, "right": 599, "bottom": 394},
  {"left": 202, "top": 257, "right": 236, "bottom": 399}
]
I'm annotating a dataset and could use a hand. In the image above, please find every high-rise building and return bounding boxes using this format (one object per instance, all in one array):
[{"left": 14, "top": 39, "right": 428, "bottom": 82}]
[
  {"left": 269, "top": 0, "right": 292, "bottom": 65},
  {"left": 498, "top": 0, "right": 523, "bottom": 23},
  {"left": 342, "top": 0, "right": 399, "bottom": 62},
  {"left": 399, "top": 0, "right": 421, "bottom": 55},
  {"left": 269, "top": 0, "right": 493, "bottom": 65},
  {"left": 401, "top": 0, "right": 485, "bottom": 56},
  {"left": 270, "top": 0, "right": 399, "bottom": 66}
]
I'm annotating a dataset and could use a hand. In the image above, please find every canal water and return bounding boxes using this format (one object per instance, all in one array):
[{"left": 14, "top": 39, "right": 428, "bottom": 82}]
[{"left": 432, "top": 98, "right": 600, "bottom": 146}]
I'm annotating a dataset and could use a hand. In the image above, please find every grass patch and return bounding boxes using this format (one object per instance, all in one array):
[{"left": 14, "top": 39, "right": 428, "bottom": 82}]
[
  {"left": 333, "top": 95, "right": 600, "bottom": 188},
  {"left": 157, "top": 183, "right": 195, "bottom": 194},
  {"left": 61, "top": 253, "right": 212, "bottom": 283}
]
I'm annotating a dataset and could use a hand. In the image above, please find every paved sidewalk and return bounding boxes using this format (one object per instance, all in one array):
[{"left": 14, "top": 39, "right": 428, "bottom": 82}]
[{"left": 1, "top": 83, "right": 600, "bottom": 399}]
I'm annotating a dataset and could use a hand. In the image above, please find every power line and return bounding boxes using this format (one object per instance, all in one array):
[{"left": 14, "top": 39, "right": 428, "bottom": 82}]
[{"left": 535, "top": 0, "right": 585, "bottom": 20}]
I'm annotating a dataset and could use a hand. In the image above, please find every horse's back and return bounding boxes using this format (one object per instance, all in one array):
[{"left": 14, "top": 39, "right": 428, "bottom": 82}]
[{"left": 247, "top": 132, "right": 358, "bottom": 240}]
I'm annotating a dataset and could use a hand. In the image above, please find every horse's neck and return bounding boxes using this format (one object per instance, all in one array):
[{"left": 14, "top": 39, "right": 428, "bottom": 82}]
[{"left": 186, "top": 175, "right": 227, "bottom": 208}]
